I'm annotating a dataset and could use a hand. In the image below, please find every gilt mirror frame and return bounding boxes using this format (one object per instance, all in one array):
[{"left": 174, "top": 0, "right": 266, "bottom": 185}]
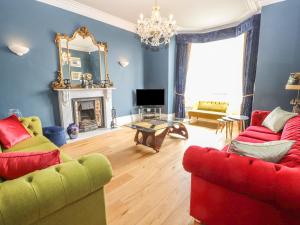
[{"left": 52, "top": 26, "right": 110, "bottom": 89}]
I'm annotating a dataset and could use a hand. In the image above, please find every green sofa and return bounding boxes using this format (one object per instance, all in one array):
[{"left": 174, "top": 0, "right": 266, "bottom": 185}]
[{"left": 0, "top": 116, "right": 112, "bottom": 225}]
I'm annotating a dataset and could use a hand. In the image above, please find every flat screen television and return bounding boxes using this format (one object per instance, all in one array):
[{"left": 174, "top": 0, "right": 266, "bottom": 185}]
[{"left": 136, "top": 89, "right": 165, "bottom": 106}]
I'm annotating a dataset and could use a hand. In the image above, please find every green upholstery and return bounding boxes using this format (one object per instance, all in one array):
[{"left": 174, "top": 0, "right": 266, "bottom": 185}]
[
  {"left": 19, "top": 116, "right": 43, "bottom": 136},
  {"left": 5, "top": 135, "right": 71, "bottom": 162},
  {"left": 0, "top": 117, "right": 112, "bottom": 225}
]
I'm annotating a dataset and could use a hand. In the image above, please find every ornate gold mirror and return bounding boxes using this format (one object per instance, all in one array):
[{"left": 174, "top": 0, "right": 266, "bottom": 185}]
[{"left": 52, "top": 26, "right": 113, "bottom": 89}]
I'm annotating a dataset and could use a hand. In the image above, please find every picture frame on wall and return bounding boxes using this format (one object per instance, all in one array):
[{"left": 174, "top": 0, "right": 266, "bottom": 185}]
[
  {"left": 70, "top": 57, "right": 81, "bottom": 67},
  {"left": 71, "top": 71, "right": 82, "bottom": 80}
]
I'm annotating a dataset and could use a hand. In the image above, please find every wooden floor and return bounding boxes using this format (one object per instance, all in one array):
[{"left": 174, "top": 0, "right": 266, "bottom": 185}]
[{"left": 62, "top": 121, "right": 232, "bottom": 225}]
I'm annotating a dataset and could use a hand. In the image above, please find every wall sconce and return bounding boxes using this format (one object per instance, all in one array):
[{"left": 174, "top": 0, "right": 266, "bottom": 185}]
[
  {"left": 8, "top": 44, "right": 30, "bottom": 56},
  {"left": 118, "top": 59, "right": 129, "bottom": 67}
]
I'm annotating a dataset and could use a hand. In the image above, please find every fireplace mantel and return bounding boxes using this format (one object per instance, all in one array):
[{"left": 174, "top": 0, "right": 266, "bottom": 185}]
[
  {"left": 54, "top": 88, "right": 116, "bottom": 91},
  {"left": 54, "top": 88, "right": 115, "bottom": 129}
]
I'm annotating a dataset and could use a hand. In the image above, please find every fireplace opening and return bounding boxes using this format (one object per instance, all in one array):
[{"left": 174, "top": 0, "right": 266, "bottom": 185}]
[{"left": 72, "top": 97, "right": 104, "bottom": 132}]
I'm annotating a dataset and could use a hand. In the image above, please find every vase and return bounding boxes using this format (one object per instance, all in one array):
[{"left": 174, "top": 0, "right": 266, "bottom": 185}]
[{"left": 67, "top": 123, "right": 79, "bottom": 139}]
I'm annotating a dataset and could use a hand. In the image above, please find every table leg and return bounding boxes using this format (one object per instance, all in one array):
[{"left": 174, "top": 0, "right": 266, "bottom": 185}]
[
  {"left": 134, "top": 128, "right": 169, "bottom": 152},
  {"left": 168, "top": 123, "right": 189, "bottom": 139},
  {"left": 242, "top": 120, "right": 246, "bottom": 131}
]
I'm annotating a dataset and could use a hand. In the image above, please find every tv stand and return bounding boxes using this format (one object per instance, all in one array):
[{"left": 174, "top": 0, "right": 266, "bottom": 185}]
[{"left": 138, "top": 107, "right": 162, "bottom": 121}]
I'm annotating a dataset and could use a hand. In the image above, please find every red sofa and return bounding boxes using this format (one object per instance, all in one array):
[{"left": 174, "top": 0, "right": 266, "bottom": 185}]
[{"left": 183, "top": 110, "right": 300, "bottom": 225}]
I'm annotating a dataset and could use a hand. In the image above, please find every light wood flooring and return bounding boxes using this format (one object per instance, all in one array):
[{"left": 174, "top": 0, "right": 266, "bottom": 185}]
[{"left": 62, "top": 121, "right": 232, "bottom": 225}]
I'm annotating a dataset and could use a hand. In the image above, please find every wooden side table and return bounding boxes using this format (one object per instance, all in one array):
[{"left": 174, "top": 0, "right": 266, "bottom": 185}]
[{"left": 222, "top": 117, "right": 235, "bottom": 140}]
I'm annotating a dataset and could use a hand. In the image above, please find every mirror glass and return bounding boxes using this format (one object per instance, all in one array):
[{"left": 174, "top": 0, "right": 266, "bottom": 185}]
[
  {"left": 52, "top": 27, "right": 112, "bottom": 89},
  {"left": 60, "top": 35, "right": 105, "bottom": 87}
]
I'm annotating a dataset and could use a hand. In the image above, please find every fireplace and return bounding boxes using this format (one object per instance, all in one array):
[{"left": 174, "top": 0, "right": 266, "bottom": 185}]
[
  {"left": 72, "top": 97, "right": 104, "bottom": 132},
  {"left": 55, "top": 88, "right": 113, "bottom": 130}
]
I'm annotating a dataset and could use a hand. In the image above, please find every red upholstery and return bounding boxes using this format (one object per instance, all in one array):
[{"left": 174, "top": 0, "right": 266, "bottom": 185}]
[
  {"left": 0, "top": 150, "right": 60, "bottom": 180},
  {"left": 247, "top": 125, "right": 281, "bottom": 135},
  {"left": 238, "top": 130, "right": 281, "bottom": 141},
  {"left": 280, "top": 115, "right": 300, "bottom": 168},
  {"left": 183, "top": 111, "right": 300, "bottom": 225}
]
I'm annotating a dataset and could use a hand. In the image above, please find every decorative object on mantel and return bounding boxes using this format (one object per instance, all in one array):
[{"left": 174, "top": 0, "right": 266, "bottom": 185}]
[
  {"left": 52, "top": 26, "right": 113, "bottom": 89},
  {"left": 286, "top": 72, "right": 300, "bottom": 113},
  {"left": 63, "top": 79, "right": 71, "bottom": 89},
  {"left": 136, "top": 0, "right": 177, "bottom": 47},
  {"left": 111, "top": 107, "right": 117, "bottom": 128},
  {"left": 8, "top": 44, "right": 30, "bottom": 56},
  {"left": 67, "top": 123, "right": 79, "bottom": 139}
]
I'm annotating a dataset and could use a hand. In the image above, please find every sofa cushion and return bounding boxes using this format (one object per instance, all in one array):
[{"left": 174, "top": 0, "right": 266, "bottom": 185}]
[
  {"left": 239, "top": 130, "right": 281, "bottom": 142},
  {"left": 6, "top": 135, "right": 50, "bottom": 151},
  {"left": 247, "top": 126, "right": 281, "bottom": 135},
  {"left": 0, "top": 115, "right": 31, "bottom": 149},
  {"left": 228, "top": 140, "right": 295, "bottom": 163},
  {"left": 262, "top": 107, "right": 297, "bottom": 133},
  {"left": 4, "top": 136, "right": 71, "bottom": 162},
  {"left": 222, "top": 134, "right": 267, "bottom": 152},
  {"left": 0, "top": 150, "right": 60, "bottom": 180}
]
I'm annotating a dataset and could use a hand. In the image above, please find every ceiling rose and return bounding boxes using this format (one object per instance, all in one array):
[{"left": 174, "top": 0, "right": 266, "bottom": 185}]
[{"left": 136, "top": 0, "right": 177, "bottom": 47}]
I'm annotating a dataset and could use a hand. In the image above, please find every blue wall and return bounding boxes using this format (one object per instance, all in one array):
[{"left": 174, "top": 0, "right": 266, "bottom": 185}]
[
  {"left": 143, "top": 39, "right": 176, "bottom": 114},
  {"left": 253, "top": 0, "right": 300, "bottom": 111},
  {"left": 0, "top": 0, "right": 144, "bottom": 126}
]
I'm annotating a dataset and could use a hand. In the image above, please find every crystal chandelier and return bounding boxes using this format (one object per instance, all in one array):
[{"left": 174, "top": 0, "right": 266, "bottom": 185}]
[{"left": 137, "top": 1, "right": 177, "bottom": 47}]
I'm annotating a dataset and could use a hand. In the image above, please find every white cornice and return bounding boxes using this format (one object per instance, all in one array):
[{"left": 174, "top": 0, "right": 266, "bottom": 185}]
[
  {"left": 257, "top": 0, "right": 286, "bottom": 7},
  {"left": 37, "top": 0, "right": 285, "bottom": 34},
  {"left": 36, "top": 0, "right": 136, "bottom": 33}
]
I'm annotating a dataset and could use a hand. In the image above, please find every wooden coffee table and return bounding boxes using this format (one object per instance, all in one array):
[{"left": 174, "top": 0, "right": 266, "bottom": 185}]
[{"left": 126, "top": 120, "right": 188, "bottom": 152}]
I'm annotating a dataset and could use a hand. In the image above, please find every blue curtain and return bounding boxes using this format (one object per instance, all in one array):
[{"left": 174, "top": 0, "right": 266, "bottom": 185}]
[
  {"left": 175, "top": 43, "right": 191, "bottom": 119},
  {"left": 241, "top": 15, "right": 261, "bottom": 126},
  {"left": 175, "top": 14, "right": 261, "bottom": 121}
]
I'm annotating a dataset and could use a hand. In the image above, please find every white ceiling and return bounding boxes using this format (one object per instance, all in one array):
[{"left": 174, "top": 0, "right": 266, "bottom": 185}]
[{"left": 38, "top": 0, "right": 285, "bottom": 33}]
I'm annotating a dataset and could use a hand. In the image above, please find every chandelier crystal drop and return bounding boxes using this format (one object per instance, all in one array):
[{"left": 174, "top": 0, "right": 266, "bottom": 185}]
[{"left": 136, "top": 1, "right": 177, "bottom": 47}]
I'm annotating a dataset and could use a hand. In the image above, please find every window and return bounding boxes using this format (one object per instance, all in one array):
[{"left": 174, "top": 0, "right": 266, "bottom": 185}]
[{"left": 185, "top": 34, "right": 245, "bottom": 114}]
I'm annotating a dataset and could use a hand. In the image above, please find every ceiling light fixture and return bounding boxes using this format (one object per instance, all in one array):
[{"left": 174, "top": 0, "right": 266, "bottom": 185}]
[{"left": 136, "top": 0, "right": 177, "bottom": 47}]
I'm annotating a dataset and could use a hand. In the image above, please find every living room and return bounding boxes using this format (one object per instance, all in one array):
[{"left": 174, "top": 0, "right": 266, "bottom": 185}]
[{"left": 0, "top": 0, "right": 300, "bottom": 225}]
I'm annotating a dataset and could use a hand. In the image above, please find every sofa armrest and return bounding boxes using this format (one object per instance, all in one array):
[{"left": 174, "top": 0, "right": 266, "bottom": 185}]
[
  {"left": 250, "top": 110, "right": 270, "bottom": 126},
  {"left": 183, "top": 146, "right": 300, "bottom": 212},
  {"left": 0, "top": 153, "right": 112, "bottom": 225},
  {"left": 20, "top": 116, "right": 43, "bottom": 136}
]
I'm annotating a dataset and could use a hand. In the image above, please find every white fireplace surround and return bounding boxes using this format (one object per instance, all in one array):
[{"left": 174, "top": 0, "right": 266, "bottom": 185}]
[{"left": 55, "top": 88, "right": 114, "bottom": 129}]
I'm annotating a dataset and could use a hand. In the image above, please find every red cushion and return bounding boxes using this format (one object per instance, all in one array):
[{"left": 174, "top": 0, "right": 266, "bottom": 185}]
[
  {"left": 0, "top": 115, "right": 31, "bottom": 148},
  {"left": 0, "top": 150, "right": 60, "bottom": 180},
  {"left": 250, "top": 110, "right": 270, "bottom": 126}
]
